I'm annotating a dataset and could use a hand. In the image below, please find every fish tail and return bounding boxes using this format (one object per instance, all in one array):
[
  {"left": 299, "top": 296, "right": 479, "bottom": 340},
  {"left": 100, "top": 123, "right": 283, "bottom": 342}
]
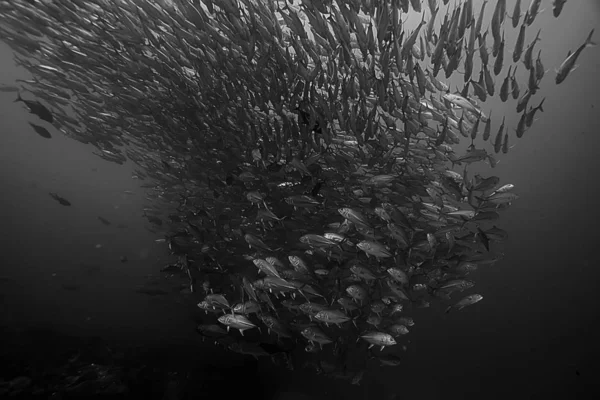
[{"left": 585, "top": 29, "right": 596, "bottom": 47}]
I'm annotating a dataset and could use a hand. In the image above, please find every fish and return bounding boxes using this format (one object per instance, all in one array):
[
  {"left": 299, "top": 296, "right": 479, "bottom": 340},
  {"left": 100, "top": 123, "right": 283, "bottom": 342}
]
[
  {"left": 553, "top": 0, "right": 568, "bottom": 18},
  {"left": 49, "top": 192, "right": 71, "bottom": 206},
  {"left": 244, "top": 234, "right": 273, "bottom": 252},
  {"left": 513, "top": 23, "right": 527, "bottom": 63},
  {"left": 27, "top": 122, "right": 52, "bottom": 139},
  {"left": 0, "top": 0, "right": 581, "bottom": 378},
  {"left": 493, "top": 117, "right": 506, "bottom": 154},
  {"left": 445, "top": 294, "right": 484, "bottom": 313},
  {"left": 357, "top": 241, "right": 393, "bottom": 259},
  {"left": 525, "top": 0, "right": 543, "bottom": 26},
  {"left": 556, "top": 29, "right": 596, "bottom": 84},
  {"left": 314, "top": 309, "right": 352, "bottom": 327},
  {"left": 360, "top": 331, "right": 397, "bottom": 351},
  {"left": 98, "top": 216, "right": 111, "bottom": 226},
  {"left": 490, "top": 0, "right": 506, "bottom": 57},
  {"left": 217, "top": 314, "right": 257, "bottom": 336},
  {"left": 499, "top": 66, "right": 512, "bottom": 102},
  {"left": 253, "top": 258, "right": 281, "bottom": 278},
  {"left": 525, "top": 98, "right": 545, "bottom": 128},
  {"left": 301, "top": 326, "right": 333, "bottom": 348},
  {"left": 523, "top": 29, "right": 541, "bottom": 71},
  {"left": 511, "top": 0, "right": 522, "bottom": 28},
  {"left": 14, "top": 92, "right": 53, "bottom": 123}
]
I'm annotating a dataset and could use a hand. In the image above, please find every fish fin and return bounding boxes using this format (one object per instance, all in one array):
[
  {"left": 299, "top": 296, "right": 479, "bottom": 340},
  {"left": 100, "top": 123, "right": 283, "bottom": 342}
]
[
  {"left": 585, "top": 29, "right": 596, "bottom": 46},
  {"left": 14, "top": 91, "right": 22, "bottom": 103}
]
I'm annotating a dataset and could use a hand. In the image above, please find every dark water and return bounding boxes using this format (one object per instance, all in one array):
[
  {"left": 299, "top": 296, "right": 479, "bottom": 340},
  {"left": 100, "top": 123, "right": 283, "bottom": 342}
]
[{"left": 1, "top": 1, "right": 600, "bottom": 399}]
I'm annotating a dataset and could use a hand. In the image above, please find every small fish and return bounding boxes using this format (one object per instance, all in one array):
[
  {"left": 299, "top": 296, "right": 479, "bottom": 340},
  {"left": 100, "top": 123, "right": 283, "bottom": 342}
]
[
  {"left": 217, "top": 314, "right": 257, "bottom": 336},
  {"left": 525, "top": 0, "right": 543, "bottom": 25},
  {"left": 244, "top": 234, "right": 273, "bottom": 252},
  {"left": 376, "top": 354, "right": 403, "bottom": 367},
  {"left": 253, "top": 258, "right": 281, "bottom": 278},
  {"left": 493, "top": 117, "right": 506, "bottom": 154},
  {"left": 387, "top": 267, "right": 409, "bottom": 286},
  {"left": 232, "top": 301, "right": 261, "bottom": 315},
  {"left": 511, "top": 0, "right": 522, "bottom": 28},
  {"left": 553, "top": 0, "right": 567, "bottom": 18},
  {"left": 196, "top": 324, "right": 228, "bottom": 340},
  {"left": 501, "top": 132, "right": 509, "bottom": 154},
  {"left": 301, "top": 326, "right": 333, "bottom": 348},
  {"left": 388, "top": 324, "right": 409, "bottom": 337},
  {"left": 445, "top": 294, "right": 484, "bottom": 313},
  {"left": 285, "top": 195, "right": 321, "bottom": 208},
  {"left": 49, "top": 192, "right": 71, "bottom": 206},
  {"left": 525, "top": 98, "right": 545, "bottom": 128},
  {"left": 477, "top": 227, "right": 491, "bottom": 251},
  {"left": 28, "top": 122, "right": 51, "bottom": 139},
  {"left": 338, "top": 207, "right": 370, "bottom": 227},
  {"left": 357, "top": 240, "right": 392, "bottom": 259},
  {"left": 366, "top": 174, "right": 395, "bottom": 186},
  {"left": 346, "top": 284, "right": 368, "bottom": 304},
  {"left": 523, "top": 29, "right": 541, "bottom": 71},
  {"left": 314, "top": 309, "right": 352, "bottom": 326},
  {"left": 360, "top": 331, "right": 397, "bottom": 351},
  {"left": 351, "top": 369, "right": 365, "bottom": 385},
  {"left": 289, "top": 157, "right": 312, "bottom": 176},
  {"left": 513, "top": 23, "right": 527, "bottom": 63},
  {"left": 98, "top": 216, "right": 111, "bottom": 226},
  {"left": 246, "top": 191, "right": 266, "bottom": 206}
]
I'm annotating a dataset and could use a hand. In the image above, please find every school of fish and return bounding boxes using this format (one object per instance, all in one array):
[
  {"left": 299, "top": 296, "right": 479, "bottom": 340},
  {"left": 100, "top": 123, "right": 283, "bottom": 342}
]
[{"left": 0, "top": 0, "right": 595, "bottom": 383}]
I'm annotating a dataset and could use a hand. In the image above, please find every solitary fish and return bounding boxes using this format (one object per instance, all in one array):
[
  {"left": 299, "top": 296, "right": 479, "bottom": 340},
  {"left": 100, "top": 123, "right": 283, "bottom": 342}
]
[
  {"left": 556, "top": 29, "right": 596, "bottom": 84},
  {"left": 49, "top": 192, "right": 71, "bottom": 206},
  {"left": 28, "top": 122, "right": 52, "bottom": 139},
  {"left": 15, "top": 92, "right": 53, "bottom": 123},
  {"left": 98, "top": 216, "right": 111, "bottom": 225}
]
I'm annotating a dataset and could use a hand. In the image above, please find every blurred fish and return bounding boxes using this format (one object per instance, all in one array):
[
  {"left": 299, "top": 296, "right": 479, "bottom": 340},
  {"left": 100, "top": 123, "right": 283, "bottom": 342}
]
[
  {"left": 14, "top": 92, "right": 53, "bottom": 123},
  {"left": 27, "top": 122, "right": 51, "bottom": 138},
  {"left": 98, "top": 217, "right": 111, "bottom": 226},
  {"left": 49, "top": 192, "right": 71, "bottom": 206}
]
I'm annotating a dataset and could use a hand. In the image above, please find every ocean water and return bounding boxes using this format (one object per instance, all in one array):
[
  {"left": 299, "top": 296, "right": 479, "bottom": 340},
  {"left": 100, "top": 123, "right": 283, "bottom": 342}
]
[{"left": 1, "top": 1, "right": 600, "bottom": 399}]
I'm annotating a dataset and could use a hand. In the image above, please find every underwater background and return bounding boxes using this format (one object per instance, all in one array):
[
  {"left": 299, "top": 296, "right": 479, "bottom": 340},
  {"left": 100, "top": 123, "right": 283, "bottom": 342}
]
[{"left": 1, "top": 1, "right": 600, "bottom": 399}]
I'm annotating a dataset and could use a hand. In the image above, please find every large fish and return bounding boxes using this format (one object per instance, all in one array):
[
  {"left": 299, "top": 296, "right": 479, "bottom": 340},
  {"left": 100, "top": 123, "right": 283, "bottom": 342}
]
[
  {"left": 556, "top": 29, "right": 596, "bottom": 84},
  {"left": 14, "top": 92, "right": 53, "bottom": 123}
]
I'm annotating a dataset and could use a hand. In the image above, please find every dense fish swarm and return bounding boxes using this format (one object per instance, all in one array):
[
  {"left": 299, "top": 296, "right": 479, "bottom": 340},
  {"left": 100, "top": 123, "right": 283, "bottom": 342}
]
[{"left": 0, "top": 0, "right": 592, "bottom": 383}]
